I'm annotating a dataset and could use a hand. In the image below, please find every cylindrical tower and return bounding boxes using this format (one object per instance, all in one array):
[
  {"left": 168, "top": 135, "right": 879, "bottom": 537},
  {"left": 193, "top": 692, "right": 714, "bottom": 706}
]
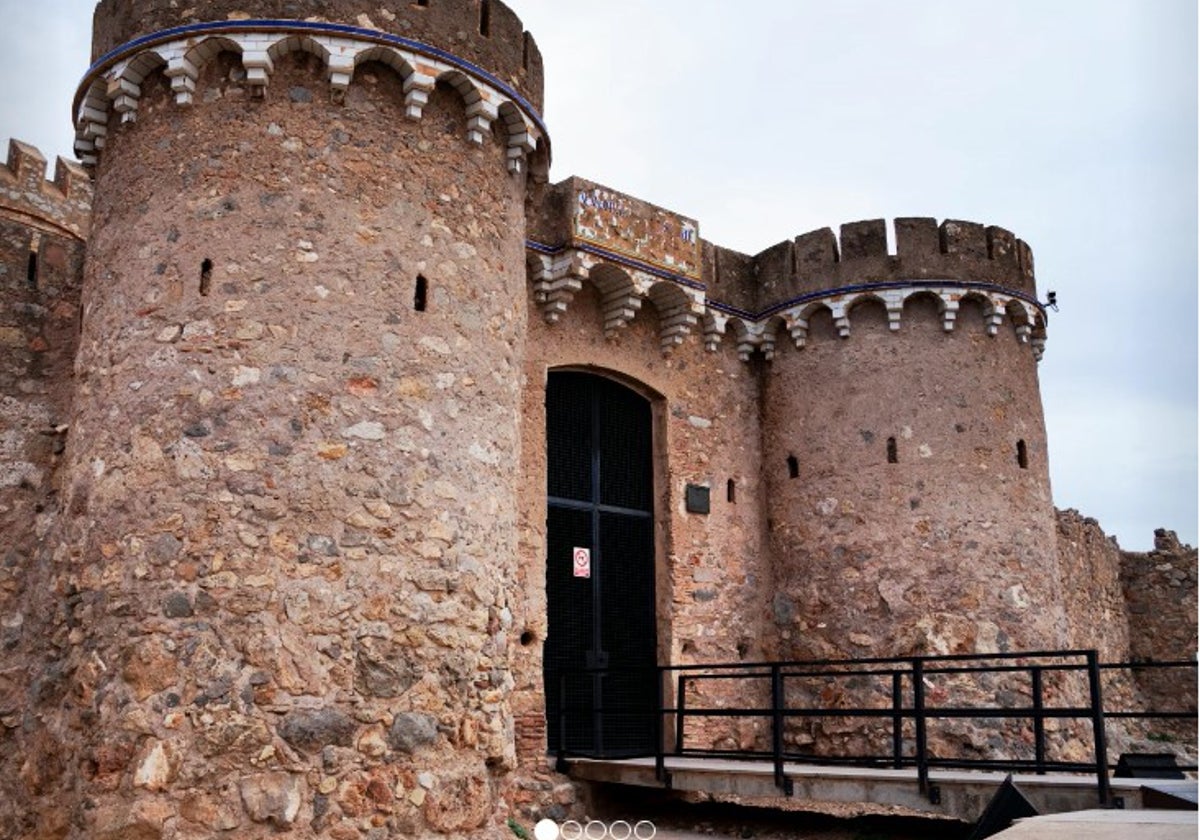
[
  {"left": 0, "top": 141, "right": 90, "bottom": 578},
  {"left": 0, "top": 140, "right": 91, "bottom": 836},
  {"left": 50, "top": 2, "right": 547, "bottom": 836},
  {"left": 760, "top": 218, "right": 1062, "bottom": 742}
]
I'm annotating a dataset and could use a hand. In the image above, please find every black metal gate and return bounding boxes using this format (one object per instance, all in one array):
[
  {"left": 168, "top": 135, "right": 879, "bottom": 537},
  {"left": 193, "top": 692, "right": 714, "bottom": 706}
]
[{"left": 544, "top": 371, "right": 657, "bottom": 758}]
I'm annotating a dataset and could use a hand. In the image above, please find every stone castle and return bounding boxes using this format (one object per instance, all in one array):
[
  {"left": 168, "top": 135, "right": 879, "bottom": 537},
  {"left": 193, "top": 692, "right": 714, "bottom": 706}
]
[{"left": 0, "top": 1, "right": 1194, "bottom": 837}]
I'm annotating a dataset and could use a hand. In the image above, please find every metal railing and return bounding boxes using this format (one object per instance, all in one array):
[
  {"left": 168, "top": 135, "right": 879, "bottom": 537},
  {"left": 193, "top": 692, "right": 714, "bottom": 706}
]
[{"left": 551, "top": 650, "right": 1198, "bottom": 806}]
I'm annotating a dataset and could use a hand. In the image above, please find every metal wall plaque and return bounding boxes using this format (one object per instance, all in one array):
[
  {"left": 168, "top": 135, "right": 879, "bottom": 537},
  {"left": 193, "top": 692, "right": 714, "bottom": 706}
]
[{"left": 685, "top": 484, "right": 710, "bottom": 514}]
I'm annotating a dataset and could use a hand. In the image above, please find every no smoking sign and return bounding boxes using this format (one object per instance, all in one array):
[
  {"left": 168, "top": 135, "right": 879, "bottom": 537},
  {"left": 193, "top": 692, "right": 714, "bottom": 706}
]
[{"left": 572, "top": 547, "right": 591, "bottom": 579}]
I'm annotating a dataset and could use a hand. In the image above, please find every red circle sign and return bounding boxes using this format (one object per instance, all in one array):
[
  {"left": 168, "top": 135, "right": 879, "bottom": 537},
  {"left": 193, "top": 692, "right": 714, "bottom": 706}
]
[{"left": 573, "top": 548, "right": 590, "bottom": 577}]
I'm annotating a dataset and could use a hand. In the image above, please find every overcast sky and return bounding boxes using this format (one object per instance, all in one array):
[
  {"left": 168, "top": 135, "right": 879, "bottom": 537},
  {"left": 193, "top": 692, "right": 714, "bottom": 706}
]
[{"left": 0, "top": 1, "right": 1195, "bottom": 550}]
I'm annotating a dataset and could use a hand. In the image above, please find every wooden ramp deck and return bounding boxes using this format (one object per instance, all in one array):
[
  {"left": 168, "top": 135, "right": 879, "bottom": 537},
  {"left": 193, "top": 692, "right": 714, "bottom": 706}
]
[{"left": 567, "top": 756, "right": 1197, "bottom": 823}]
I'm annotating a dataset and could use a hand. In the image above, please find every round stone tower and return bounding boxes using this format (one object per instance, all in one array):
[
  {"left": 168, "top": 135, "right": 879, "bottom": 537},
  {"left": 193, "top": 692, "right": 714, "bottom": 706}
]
[
  {"left": 0, "top": 140, "right": 91, "bottom": 835},
  {"left": 52, "top": 1, "right": 547, "bottom": 836},
  {"left": 760, "top": 218, "right": 1062, "bottom": 663},
  {"left": 0, "top": 139, "right": 90, "bottom": 592}
]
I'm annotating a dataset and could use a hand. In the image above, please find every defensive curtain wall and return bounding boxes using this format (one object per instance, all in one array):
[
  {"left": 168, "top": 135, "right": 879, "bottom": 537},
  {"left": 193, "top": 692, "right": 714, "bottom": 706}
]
[{"left": 0, "top": 0, "right": 1193, "bottom": 837}]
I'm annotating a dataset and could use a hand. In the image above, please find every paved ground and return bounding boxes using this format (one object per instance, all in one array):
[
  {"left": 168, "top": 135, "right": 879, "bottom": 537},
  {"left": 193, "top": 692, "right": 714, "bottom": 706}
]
[
  {"left": 586, "top": 789, "right": 970, "bottom": 839},
  {"left": 575, "top": 806, "right": 1198, "bottom": 840},
  {"left": 567, "top": 755, "right": 1154, "bottom": 824},
  {"left": 579, "top": 779, "right": 1199, "bottom": 839},
  {"left": 990, "top": 809, "right": 1196, "bottom": 840}
]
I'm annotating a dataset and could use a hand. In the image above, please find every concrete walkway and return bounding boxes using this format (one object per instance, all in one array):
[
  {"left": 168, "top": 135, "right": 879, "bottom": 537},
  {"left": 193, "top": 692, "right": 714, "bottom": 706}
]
[
  {"left": 992, "top": 808, "right": 1197, "bottom": 840},
  {"left": 568, "top": 756, "right": 1167, "bottom": 823}
]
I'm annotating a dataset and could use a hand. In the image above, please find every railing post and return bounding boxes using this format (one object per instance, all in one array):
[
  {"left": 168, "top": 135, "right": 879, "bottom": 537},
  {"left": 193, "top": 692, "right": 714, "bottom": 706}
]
[
  {"left": 674, "top": 675, "right": 687, "bottom": 756},
  {"left": 556, "top": 671, "right": 568, "bottom": 774},
  {"left": 1086, "top": 651, "right": 1112, "bottom": 806},
  {"left": 770, "top": 664, "right": 790, "bottom": 794},
  {"left": 892, "top": 670, "right": 904, "bottom": 769},
  {"left": 913, "top": 658, "right": 929, "bottom": 796},
  {"left": 654, "top": 666, "right": 667, "bottom": 784},
  {"left": 1031, "top": 666, "right": 1046, "bottom": 775}
]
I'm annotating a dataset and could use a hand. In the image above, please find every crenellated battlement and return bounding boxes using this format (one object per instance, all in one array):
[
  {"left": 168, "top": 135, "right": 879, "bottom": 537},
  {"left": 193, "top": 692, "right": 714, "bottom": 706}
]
[
  {"left": 0, "top": 139, "right": 92, "bottom": 239},
  {"left": 75, "top": 3, "right": 549, "bottom": 177},
  {"left": 90, "top": 0, "right": 543, "bottom": 109},
  {"left": 528, "top": 183, "right": 1047, "bottom": 362},
  {"left": 752, "top": 217, "right": 1036, "bottom": 310}
]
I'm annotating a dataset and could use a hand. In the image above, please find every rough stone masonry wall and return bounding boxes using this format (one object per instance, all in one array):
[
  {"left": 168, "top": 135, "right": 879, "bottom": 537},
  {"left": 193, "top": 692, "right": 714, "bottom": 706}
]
[
  {"left": 1053, "top": 509, "right": 1146, "bottom": 756},
  {"left": 1055, "top": 511, "right": 1197, "bottom": 752},
  {"left": 0, "top": 140, "right": 91, "bottom": 837},
  {"left": 764, "top": 308, "right": 1062, "bottom": 663},
  {"left": 1120, "top": 529, "right": 1198, "bottom": 726},
  {"left": 762, "top": 259, "right": 1064, "bottom": 760},
  {"left": 511, "top": 276, "right": 774, "bottom": 822},
  {"left": 30, "top": 36, "right": 531, "bottom": 840},
  {"left": 1055, "top": 509, "right": 1132, "bottom": 661}
]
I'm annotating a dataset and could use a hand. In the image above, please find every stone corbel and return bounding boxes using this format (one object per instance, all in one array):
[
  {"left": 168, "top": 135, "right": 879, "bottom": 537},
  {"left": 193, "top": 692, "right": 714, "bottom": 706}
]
[
  {"left": 465, "top": 99, "right": 499, "bottom": 145},
  {"left": 166, "top": 56, "right": 199, "bottom": 105},
  {"left": 783, "top": 310, "right": 810, "bottom": 349},
  {"left": 532, "top": 250, "right": 587, "bottom": 324},
  {"left": 403, "top": 74, "right": 435, "bottom": 121},
  {"left": 940, "top": 294, "right": 960, "bottom": 332},
  {"left": 884, "top": 295, "right": 904, "bottom": 332},
  {"left": 106, "top": 77, "right": 141, "bottom": 124},
  {"left": 506, "top": 123, "right": 537, "bottom": 176},
  {"left": 327, "top": 56, "right": 356, "bottom": 102},
  {"left": 731, "top": 320, "right": 768, "bottom": 362},
  {"left": 702, "top": 310, "right": 728, "bottom": 353},
  {"left": 759, "top": 321, "right": 781, "bottom": 361},
  {"left": 985, "top": 308, "right": 1005, "bottom": 336},
  {"left": 827, "top": 300, "right": 851, "bottom": 338},
  {"left": 1032, "top": 335, "right": 1047, "bottom": 361},
  {"left": 242, "top": 50, "right": 274, "bottom": 93},
  {"left": 599, "top": 284, "right": 642, "bottom": 337}
]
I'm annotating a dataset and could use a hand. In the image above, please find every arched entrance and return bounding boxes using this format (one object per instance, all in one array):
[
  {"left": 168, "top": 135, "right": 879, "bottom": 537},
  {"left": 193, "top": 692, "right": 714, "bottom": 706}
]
[{"left": 543, "top": 370, "right": 657, "bottom": 758}]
